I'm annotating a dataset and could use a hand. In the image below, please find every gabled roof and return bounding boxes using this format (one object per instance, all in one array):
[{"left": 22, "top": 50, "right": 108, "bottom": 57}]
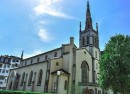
[{"left": 23, "top": 47, "right": 62, "bottom": 60}]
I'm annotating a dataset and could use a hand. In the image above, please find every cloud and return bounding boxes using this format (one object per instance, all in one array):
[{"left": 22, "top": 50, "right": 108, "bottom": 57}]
[
  {"left": 38, "top": 29, "right": 53, "bottom": 42},
  {"left": 33, "top": 0, "right": 74, "bottom": 19},
  {"left": 23, "top": 50, "right": 44, "bottom": 59},
  {"left": 38, "top": 20, "right": 47, "bottom": 24}
]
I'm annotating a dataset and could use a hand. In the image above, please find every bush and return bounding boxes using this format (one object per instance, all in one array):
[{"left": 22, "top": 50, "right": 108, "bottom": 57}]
[{"left": 0, "top": 90, "right": 41, "bottom": 94}]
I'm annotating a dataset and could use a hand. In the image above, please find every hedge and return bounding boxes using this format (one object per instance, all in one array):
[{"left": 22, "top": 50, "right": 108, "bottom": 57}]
[
  {"left": 0, "top": 90, "right": 41, "bottom": 94},
  {"left": 0, "top": 90, "right": 55, "bottom": 94}
]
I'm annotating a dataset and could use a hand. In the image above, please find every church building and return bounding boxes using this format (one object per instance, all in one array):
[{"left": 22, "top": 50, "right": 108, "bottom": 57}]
[{"left": 6, "top": 1, "right": 107, "bottom": 94}]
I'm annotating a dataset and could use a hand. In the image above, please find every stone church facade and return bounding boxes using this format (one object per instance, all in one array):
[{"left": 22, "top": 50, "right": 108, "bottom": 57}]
[{"left": 6, "top": 1, "right": 107, "bottom": 94}]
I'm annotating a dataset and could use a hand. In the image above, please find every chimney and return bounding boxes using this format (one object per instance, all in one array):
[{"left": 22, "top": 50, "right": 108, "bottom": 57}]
[{"left": 70, "top": 37, "right": 74, "bottom": 45}]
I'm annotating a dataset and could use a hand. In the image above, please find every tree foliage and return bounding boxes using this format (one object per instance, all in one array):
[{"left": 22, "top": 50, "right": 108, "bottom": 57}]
[{"left": 99, "top": 34, "right": 130, "bottom": 94}]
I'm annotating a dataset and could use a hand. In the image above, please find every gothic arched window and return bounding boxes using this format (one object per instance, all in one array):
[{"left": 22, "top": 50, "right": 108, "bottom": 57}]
[
  {"left": 45, "top": 55, "right": 48, "bottom": 61},
  {"left": 37, "top": 69, "right": 43, "bottom": 85},
  {"left": 81, "top": 61, "right": 89, "bottom": 82},
  {"left": 28, "top": 71, "right": 33, "bottom": 85},
  {"left": 92, "top": 36, "right": 94, "bottom": 45},
  {"left": 95, "top": 38, "right": 97, "bottom": 46},
  {"left": 82, "top": 37, "right": 85, "bottom": 45},
  {"left": 31, "top": 59, "right": 33, "bottom": 64},
  {"left": 87, "top": 36, "right": 89, "bottom": 44},
  {"left": 54, "top": 52, "right": 57, "bottom": 57},
  {"left": 21, "top": 72, "right": 25, "bottom": 85},
  {"left": 37, "top": 57, "right": 39, "bottom": 63}
]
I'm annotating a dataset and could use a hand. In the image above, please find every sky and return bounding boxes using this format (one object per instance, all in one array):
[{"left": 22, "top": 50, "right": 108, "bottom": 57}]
[{"left": 0, "top": 0, "right": 130, "bottom": 58}]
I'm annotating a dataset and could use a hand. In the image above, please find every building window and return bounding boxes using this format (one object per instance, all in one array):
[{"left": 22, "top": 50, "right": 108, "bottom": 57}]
[
  {"left": 1, "top": 57, "right": 4, "bottom": 62},
  {"left": 6, "top": 70, "right": 8, "bottom": 73},
  {"left": 12, "top": 64, "right": 15, "bottom": 68},
  {"left": 87, "top": 36, "right": 89, "bottom": 44},
  {"left": 96, "top": 63, "right": 98, "bottom": 69},
  {"left": 16, "top": 59, "right": 19, "bottom": 62},
  {"left": 0, "top": 64, "right": 2, "bottom": 68},
  {"left": 5, "top": 58, "right": 8, "bottom": 63},
  {"left": 37, "top": 69, "right": 43, "bottom": 85},
  {"left": 64, "top": 80, "right": 67, "bottom": 90},
  {"left": 81, "top": 61, "right": 89, "bottom": 82},
  {"left": 98, "top": 90, "right": 101, "bottom": 94},
  {"left": 28, "top": 71, "right": 33, "bottom": 85},
  {"left": 8, "top": 59, "right": 11, "bottom": 63},
  {"left": 95, "top": 38, "right": 97, "bottom": 46},
  {"left": 21, "top": 72, "right": 25, "bottom": 85},
  {"left": 31, "top": 60, "right": 33, "bottom": 64},
  {"left": 95, "top": 51, "right": 97, "bottom": 58},
  {"left": 93, "top": 36, "right": 94, "bottom": 44},
  {"left": 37, "top": 58, "right": 40, "bottom": 63},
  {"left": 4, "top": 65, "right": 6, "bottom": 68},
  {"left": 7, "top": 65, "right": 10, "bottom": 68},
  {"left": 0, "top": 81, "right": 3, "bottom": 84},
  {"left": 45, "top": 55, "right": 48, "bottom": 61},
  {"left": 54, "top": 52, "right": 57, "bottom": 57},
  {"left": 25, "top": 61, "right": 27, "bottom": 66},
  {"left": 12, "top": 59, "right": 15, "bottom": 62},
  {"left": 0, "top": 75, "right": 5, "bottom": 80},
  {"left": 2, "top": 69, "right": 5, "bottom": 73},
  {"left": 82, "top": 37, "right": 85, "bottom": 45},
  {"left": 15, "top": 63, "right": 18, "bottom": 67}
]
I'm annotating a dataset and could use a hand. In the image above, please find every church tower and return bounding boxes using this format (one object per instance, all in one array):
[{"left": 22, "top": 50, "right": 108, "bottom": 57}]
[{"left": 79, "top": 1, "right": 99, "bottom": 57}]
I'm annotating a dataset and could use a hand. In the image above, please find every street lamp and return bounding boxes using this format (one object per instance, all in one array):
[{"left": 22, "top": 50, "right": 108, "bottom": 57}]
[{"left": 56, "top": 71, "right": 61, "bottom": 94}]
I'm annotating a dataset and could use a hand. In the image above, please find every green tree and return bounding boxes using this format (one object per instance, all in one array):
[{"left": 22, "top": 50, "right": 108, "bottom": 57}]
[{"left": 99, "top": 34, "right": 130, "bottom": 94}]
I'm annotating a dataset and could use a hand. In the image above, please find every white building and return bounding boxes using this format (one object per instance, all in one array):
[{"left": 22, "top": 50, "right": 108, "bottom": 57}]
[
  {"left": 6, "top": 1, "right": 108, "bottom": 94},
  {"left": 0, "top": 55, "right": 21, "bottom": 90}
]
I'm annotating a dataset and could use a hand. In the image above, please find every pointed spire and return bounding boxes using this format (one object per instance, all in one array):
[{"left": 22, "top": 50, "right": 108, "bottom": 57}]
[
  {"left": 21, "top": 50, "right": 24, "bottom": 60},
  {"left": 96, "top": 23, "right": 98, "bottom": 32},
  {"left": 80, "top": 22, "right": 81, "bottom": 31},
  {"left": 85, "top": 0, "right": 93, "bottom": 29},
  {"left": 87, "top": 1, "right": 90, "bottom": 14}
]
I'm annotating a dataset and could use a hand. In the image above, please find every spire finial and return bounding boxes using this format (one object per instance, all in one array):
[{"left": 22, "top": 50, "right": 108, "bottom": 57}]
[
  {"left": 85, "top": 0, "right": 92, "bottom": 29},
  {"left": 87, "top": 1, "right": 90, "bottom": 13},
  {"left": 21, "top": 50, "right": 24, "bottom": 60},
  {"left": 80, "top": 22, "right": 81, "bottom": 31},
  {"left": 96, "top": 23, "right": 98, "bottom": 32}
]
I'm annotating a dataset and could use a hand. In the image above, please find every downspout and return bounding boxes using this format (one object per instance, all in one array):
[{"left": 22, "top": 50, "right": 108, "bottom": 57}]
[
  {"left": 67, "top": 75, "right": 70, "bottom": 94},
  {"left": 44, "top": 59, "right": 51, "bottom": 92}
]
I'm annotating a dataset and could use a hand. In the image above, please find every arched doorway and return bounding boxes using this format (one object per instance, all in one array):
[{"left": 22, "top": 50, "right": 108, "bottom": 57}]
[
  {"left": 82, "top": 88, "right": 89, "bottom": 94},
  {"left": 82, "top": 88, "right": 94, "bottom": 94},
  {"left": 89, "top": 89, "right": 94, "bottom": 94}
]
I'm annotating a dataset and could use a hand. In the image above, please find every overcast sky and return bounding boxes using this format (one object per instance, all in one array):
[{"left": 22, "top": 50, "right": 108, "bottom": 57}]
[{"left": 0, "top": 0, "right": 130, "bottom": 58}]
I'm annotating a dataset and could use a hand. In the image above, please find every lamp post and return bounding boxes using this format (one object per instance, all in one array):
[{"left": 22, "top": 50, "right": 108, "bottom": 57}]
[{"left": 56, "top": 71, "right": 61, "bottom": 94}]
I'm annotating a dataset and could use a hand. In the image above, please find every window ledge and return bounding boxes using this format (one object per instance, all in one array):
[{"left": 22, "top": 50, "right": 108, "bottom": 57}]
[
  {"left": 37, "top": 84, "right": 41, "bottom": 86},
  {"left": 28, "top": 84, "right": 31, "bottom": 86}
]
